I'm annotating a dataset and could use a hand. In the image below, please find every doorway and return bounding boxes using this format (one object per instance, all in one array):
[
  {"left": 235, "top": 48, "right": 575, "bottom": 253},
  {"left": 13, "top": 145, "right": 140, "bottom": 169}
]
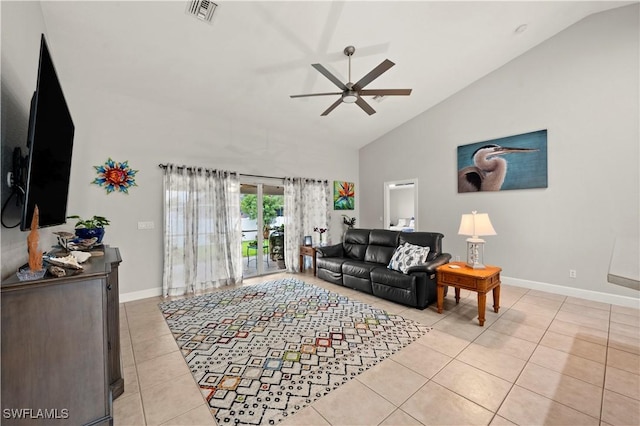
[
  {"left": 383, "top": 179, "right": 418, "bottom": 231},
  {"left": 240, "top": 180, "right": 285, "bottom": 278}
]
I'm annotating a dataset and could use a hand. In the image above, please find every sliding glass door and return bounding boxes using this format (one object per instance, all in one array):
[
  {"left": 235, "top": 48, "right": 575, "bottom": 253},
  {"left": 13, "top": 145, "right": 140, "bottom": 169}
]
[{"left": 240, "top": 180, "right": 285, "bottom": 278}]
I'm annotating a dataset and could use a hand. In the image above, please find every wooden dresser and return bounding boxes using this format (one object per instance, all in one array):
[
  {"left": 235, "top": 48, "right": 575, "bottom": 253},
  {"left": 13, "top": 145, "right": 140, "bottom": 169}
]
[{"left": 1, "top": 247, "right": 122, "bottom": 425}]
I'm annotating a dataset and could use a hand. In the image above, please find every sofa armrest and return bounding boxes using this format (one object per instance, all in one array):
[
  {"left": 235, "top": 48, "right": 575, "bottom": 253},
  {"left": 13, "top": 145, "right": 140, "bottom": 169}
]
[
  {"left": 316, "top": 244, "right": 344, "bottom": 258},
  {"left": 406, "top": 253, "right": 452, "bottom": 275}
]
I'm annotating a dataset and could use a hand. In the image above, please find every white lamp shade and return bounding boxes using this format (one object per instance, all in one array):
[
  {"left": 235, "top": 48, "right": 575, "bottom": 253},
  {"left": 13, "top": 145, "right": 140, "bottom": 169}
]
[{"left": 458, "top": 212, "right": 496, "bottom": 238}]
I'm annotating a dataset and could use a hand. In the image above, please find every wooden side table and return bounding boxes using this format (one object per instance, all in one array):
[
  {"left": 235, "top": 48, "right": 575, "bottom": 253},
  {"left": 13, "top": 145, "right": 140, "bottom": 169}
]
[
  {"left": 299, "top": 245, "right": 317, "bottom": 275},
  {"left": 436, "top": 262, "right": 502, "bottom": 326}
]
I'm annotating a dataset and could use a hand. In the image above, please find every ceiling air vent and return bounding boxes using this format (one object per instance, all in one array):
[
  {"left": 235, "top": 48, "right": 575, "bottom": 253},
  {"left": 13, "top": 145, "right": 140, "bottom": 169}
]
[{"left": 186, "top": 0, "right": 217, "bottom": 23}]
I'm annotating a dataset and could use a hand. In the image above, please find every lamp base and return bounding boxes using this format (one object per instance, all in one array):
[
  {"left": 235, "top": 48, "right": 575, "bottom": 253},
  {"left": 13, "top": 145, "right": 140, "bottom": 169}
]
[
  {"left": 466, "top": 239, "right": 487, "bottom": 270},
  {"left": 466, "top": 262, "right": 487, "bottom": 270}
]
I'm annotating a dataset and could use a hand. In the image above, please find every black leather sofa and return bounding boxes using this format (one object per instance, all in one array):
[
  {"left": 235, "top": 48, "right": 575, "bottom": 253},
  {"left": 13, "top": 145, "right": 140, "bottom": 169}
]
[{"left": 315, "top": 229, "right": 451, "bottom": 309}]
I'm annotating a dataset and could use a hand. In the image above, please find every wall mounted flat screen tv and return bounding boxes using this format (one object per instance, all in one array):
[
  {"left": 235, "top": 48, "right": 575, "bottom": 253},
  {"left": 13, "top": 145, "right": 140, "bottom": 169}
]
[{"left": 20, "top": 34, "right": 75, "bottom": 231}]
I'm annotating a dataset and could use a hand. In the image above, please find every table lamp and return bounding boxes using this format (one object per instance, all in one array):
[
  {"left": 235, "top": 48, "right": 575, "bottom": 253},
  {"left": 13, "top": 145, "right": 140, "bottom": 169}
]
[{"left": 458, "top": 211, "right": 496, "bottom": 269}]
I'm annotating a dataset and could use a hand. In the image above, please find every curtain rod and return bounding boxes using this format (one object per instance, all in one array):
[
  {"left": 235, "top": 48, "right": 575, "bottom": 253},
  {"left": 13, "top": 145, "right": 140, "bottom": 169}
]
[
  {"left": 158, "top": 163, "right": 237, "bottom": 175},
  {"left": 158, "top": 164, "right": 327, "bottom": 183},
  {"left": 158, "top": 163, "right": 280, "bottom": 179}
]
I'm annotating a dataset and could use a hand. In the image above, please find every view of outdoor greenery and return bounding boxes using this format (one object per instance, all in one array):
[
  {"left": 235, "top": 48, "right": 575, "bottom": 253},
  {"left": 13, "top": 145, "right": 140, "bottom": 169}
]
[{"left": 240, "top": 195, "right": 284, "bottom": 227}]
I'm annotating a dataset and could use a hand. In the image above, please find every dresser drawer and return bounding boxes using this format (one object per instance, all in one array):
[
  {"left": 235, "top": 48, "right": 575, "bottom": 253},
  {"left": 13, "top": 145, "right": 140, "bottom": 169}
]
[
  {"left": 486, "top": 273, "right": 501, "bottom": 287},
  {"left": 439, "top": 272, "right": 478, "bottom": 289}
]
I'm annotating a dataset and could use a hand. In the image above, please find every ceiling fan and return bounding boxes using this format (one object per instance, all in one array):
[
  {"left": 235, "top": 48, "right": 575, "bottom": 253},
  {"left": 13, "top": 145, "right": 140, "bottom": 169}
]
[{"left": 290, "top": 45, "right": 412, "bottom": 116}]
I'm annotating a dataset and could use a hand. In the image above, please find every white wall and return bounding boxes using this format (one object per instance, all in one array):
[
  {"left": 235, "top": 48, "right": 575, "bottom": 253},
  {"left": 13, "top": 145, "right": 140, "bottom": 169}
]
[
  {"left": 0, "top": 1, "right": 52, "bottom": 275},
  {"left": 1, "top": 2, "right": 358, "bottom": 299},
  {"left": 360, "top": 5, "right": 639, "bottom": 304}
]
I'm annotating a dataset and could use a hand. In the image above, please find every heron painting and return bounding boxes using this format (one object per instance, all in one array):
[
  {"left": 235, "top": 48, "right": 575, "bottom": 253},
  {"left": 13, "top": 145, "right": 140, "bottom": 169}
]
[{"left": 457, "top": 130, "right": 548, "bottom": 193}]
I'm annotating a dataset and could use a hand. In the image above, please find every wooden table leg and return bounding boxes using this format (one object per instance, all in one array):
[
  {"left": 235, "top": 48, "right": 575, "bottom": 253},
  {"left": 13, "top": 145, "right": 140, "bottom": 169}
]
[
  {"left": 477, "top": 292, "right": 487, "bottom": 326},
  {"left": 299, "top": 253, "right": 304, "bottom": 272},
  {"left": 493, "top": 285, "right": 500, "bottom": 313},
  {"left": 312, "top": 254, "right": 317, "bottom": 276},
  {"left": 455, "top": 287, "right": 461, "bottom": 304},
  {"left": 437, "top": 285, "right": 445, "bottom": 314}
]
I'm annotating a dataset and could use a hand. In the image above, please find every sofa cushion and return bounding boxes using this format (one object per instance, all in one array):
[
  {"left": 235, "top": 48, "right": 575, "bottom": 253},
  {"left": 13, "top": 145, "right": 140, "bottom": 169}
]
[
  {"left": 371, "top": 267, "right": 416, "bottom": 291},
  {"left": 317, "top": 268, "right": 343, "bottom": 286},
  {"left": 364, "top": 245, "right": 396, "bottom": 265},
  {"left": 342, "top": 260, "right": 379, "bottom": 279},
  {"left": 369, "top": 229, "right": 399, "bottom": 246},
  {"left": 316, "top": 257, "right": 346, "bottom": 273},
  {"left": 343, "top": 275, "right": 373, "bottom": 294},
  {"left": 364, "top": 229, "right": 399, "bottom": 264},
  {"left": 343, "top": 229, "right": 370, "bottom": 260},
  {"left": 388, "top": 243, "right": 430, "bottom": 274}
]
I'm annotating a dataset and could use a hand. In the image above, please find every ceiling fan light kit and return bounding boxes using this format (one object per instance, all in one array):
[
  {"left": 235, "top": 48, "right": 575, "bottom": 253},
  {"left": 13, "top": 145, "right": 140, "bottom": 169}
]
[
  {"left": 342, "top": 91, "right": 358, "bottom": 104},
  {"left": 290, "top": 45, "right": 412, "bottom": 116}
]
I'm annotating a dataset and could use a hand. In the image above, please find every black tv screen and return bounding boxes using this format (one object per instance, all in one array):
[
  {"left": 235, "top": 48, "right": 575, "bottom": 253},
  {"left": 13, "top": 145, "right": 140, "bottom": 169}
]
[{"left": 20, "top": 34, "right": 74, "bottom": 231}]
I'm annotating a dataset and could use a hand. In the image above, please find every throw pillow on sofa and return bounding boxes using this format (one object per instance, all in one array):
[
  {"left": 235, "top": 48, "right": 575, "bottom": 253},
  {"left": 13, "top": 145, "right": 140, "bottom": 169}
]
[{"left": 388, "top": 242, "right": 430, "bottom": 274}]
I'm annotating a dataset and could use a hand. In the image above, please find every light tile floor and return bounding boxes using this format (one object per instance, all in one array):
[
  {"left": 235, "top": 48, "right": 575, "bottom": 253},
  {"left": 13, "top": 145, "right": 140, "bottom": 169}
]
[
  {"left": 242, "top": 254, "right": 285, "bottom": 278},
  {"left": 114, "top": 271, "right": 640, "bottom": 425}
]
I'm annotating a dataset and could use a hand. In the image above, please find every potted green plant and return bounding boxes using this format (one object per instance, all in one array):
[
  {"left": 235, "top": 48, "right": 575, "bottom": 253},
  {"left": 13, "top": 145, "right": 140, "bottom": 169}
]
[
  {"left": 342, "top": 215, "right": 356, "bottom": 229},
  {"left": 67, "top": 215, "right": 110, "bottom": 243}
]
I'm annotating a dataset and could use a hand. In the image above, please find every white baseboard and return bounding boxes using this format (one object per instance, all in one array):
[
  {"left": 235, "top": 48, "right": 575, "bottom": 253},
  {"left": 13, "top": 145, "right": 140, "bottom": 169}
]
[
  {"left": 118, "top": 277, "right": 639, "bottom": 308},
  {"left": 120, "top": 287, "right": 163, "bottom": 303},
  {"left": 503, "top": 276, "right": 640, "bottom": 308}
]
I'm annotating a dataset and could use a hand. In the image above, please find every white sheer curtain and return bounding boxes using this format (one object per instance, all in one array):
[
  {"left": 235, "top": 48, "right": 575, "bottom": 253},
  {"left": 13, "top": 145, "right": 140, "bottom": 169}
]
[
  {"left": 283, "top": 178, "right": 331, "bottom": 272},
  {"left": 162, "top": 164, "right": 242, "bottom": 296}
]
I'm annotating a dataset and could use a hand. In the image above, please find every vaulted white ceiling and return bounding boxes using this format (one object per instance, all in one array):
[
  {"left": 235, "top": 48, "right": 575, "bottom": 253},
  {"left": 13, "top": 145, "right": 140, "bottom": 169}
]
[{"left": 40, "top": 1, "right": 631, "bottom": 149}]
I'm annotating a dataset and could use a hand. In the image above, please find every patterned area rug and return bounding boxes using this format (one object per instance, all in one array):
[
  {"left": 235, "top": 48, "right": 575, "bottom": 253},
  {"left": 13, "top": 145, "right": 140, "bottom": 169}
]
[{"left": 159, "top": 277, "right": 430, "bottom": 425}]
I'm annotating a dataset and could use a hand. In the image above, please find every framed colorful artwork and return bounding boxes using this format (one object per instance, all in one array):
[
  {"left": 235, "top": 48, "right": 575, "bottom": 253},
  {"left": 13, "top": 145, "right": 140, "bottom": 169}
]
[
  {"left": 334, "top": 181, "right": 355, "bottom": 210},
  {"left": 457, "top": 129, "right": 548, "bottom": 193},
  {"left": 92, "top": 158, "right": 138, "bottom": 194}
]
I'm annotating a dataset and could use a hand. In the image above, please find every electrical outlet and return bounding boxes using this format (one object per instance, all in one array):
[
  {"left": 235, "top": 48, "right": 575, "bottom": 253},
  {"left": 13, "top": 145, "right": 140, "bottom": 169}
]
[
  {"left": 137, "top": 221, "right": 155, "bottom": 230},
  {"left": 569, "top": 269, "right": 577, "bottom": 278}
]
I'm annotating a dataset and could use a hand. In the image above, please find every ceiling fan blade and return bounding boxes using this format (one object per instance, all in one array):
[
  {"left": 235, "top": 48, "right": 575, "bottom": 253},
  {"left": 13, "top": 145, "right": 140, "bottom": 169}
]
[
  {"left": 320, "top": 98, "right": 343, "bottom": 116},
  {"left": 359, "top": 89, "right": 412, "bottom": 96},
  {"left": 355, "top": 97, "right": 376, "bottom": 115},
  {"left": 290, "top": 92, "right": 343, "bottom": 98},
  {"left": 312, "top": 64, "right": 348, "bottom": 91},
  {"left": 352, "top": 59, "right": 395, "bottom": 91}
]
